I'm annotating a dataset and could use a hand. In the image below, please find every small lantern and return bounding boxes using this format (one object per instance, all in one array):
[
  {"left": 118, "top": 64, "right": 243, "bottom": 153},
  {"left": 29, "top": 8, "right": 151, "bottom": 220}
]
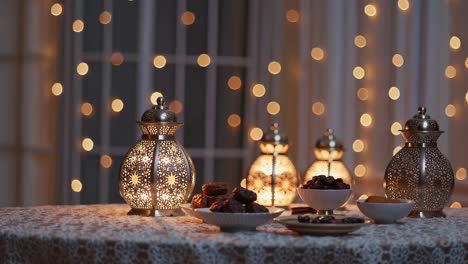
[
  {"left": 304, "top": 129, "right": 352, "bottom": 187},
  {"left": 119, "top": 97, "right": 195, "bottom": 216},
  {"left": 244, "top": 123, "right": 299, "bottom": 207}
]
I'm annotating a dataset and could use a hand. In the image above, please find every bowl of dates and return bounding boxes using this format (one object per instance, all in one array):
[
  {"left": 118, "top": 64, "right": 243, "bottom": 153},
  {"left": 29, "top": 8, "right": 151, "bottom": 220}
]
[{"left": 357, "top": 196, "right": 415, "bottom": 224}]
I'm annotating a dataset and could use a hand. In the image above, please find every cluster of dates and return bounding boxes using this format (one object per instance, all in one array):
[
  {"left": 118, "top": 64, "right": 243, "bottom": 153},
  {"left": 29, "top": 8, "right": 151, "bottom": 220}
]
[
  {"left": 302, "top": 175, "right": 350, "bottom": 190},
  {"left": 297, "top": 215, "right": 364, "bottom": 224}
]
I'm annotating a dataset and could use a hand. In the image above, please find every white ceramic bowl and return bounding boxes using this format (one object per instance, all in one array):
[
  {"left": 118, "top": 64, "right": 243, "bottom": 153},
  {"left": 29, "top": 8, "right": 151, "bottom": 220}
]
[
  {"left": 194, "top": 207, "right": 284, "bottom": 232},
  {"left": 297, "top": 188, "right": 352, "bottom": 212},
  {"left": 357, "top": 199, "right": 415, "bottom": 224}
]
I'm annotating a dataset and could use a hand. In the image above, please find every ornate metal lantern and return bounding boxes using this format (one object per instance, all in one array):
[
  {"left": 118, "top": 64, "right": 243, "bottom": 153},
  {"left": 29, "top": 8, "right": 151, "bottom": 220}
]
[
  {"left": 244, "top": 123, "right": 299, "bottom": 207},
  {"left": 119, "top": 97, "right": 195, "bottom": 216},
  {"left": 385, "top": 106, "right": 454, "bottom": 218}
]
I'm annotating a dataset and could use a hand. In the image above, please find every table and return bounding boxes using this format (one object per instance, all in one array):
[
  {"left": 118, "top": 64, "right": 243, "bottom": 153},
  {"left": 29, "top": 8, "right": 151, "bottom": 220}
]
[{"left": 0, "top": 204, "right": 466, "bottom": 263}]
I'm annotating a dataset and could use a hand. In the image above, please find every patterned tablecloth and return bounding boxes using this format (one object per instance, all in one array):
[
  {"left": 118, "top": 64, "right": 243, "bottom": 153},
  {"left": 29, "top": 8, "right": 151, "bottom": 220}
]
[{"left": 0, "top": 204, "right": 466, "bottom": 264}]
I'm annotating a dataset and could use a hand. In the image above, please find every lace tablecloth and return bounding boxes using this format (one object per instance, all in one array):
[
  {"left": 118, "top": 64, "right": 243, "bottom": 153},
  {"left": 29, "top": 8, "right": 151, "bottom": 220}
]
[{"left": 0, "top": 204, "right": 466, "bottom": 263}]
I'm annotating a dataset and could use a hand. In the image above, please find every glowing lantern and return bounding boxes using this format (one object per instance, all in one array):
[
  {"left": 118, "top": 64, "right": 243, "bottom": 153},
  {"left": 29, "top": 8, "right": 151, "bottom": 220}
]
[
  {"left": 244, "top": 123, "right": 299, "bottom": 207},
  {"left": 119, "top": 97, "right": 195, "bottom": 216}
]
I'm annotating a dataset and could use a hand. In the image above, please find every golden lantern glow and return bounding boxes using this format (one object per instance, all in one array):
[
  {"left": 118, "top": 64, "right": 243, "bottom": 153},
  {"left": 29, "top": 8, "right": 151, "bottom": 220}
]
[
  {"left": 72, "top": 19, "right": 84, "bottom": 32},
  {"left": 392, "top": 54, "right": 404, "bottom": 67},
  {"left": 51, "top": 82, "right": 63, "bottom": 96},
  {"left": 245, "top": 123, "right": 298, "bottom": 207},
  {"left": 110, "top": 52, "right": 124, "bottom": 66},
  {"left": 153, "top": 55, "right": 167, "bottom": 69},
  {"left": 312, "top": 102, "right": 325, "bottom": 116},
  {"left": 465, "top": 57, "right": 468, "bottom": 69},
  {"left": 388, "top": 86, "right": 400, "bottom": 100},
  {"left": 286, "top": 9, "right": 300, "bottom": 23},
  {"left": 357, "top": 88, "right": 369, "bottom": 101},
  {"left": 310, "top": 47, "right": 325, "bottom": 61},
  {"left": 100, "top": 155, "right": 113, "bottom": 169},
  {"left": 50, "top": 3, "right": 63, "bottom": 16},
  {"left": 450, "top": 202, "right": 462, "bottom": 208},
  {"left": 455, "top": 168, "right": 467, "bottom": 181},
  {"left": 99, "top": 11, "right": 112, "bottom": 25},
  {"left": 360, "top": 113, "right": 372, "bottom": 127},
  {"left": 80, "top": 102, "right": 93, "bottom": 116},
  {"left": 352, "top": 139, "right": 364, "bottom": 153},
  {"left": 393, "top": 146, "right": 402, "bottom": 156},
  {"left": 266, "top": 101, "right": 280, "bottom": 115},
  {"left": 364, "top": 4, "right": 377, "bottom": 17},
  {"left": 249, "top": 127, "right": 263, "bottom": 141},
  {"left": 227, "top": 76, "right": 242, "bottom": 90},
  {"left": 71, "top": 179, "right": 83, "bottom": 192},
  {"left": 252, "top": 84, "right": 266, "bottom": 97},
  {"left": 449, "top": 36, "right": 461, "bottom": 50},
  {"left": 391, "top": 122, "right": 402, "bottom": 136},
  {"left": 398, "top": 0, "right": 410, "bottom": 11},
  {"left": 111, "top": 98, "right": 124, "bottom": 112},
  {"left": 268, "top": 61, "right": 282, "bottom": 75},
  {"left": 359, "top": 194, "right": 368, "bottom": 200},
  {"left": 82, "top": 138, "right": 94, "bottom": 152},
  {"left": 353, "top": 66, "right": 365, "bottom": 79},
  {"left": 445, "top": 66, "right": 456, "bottom": 78},
  {"left": 445, "top": 104, "right": 456, "bottom": 117},
  {"left": 169, "top": 100, "right": 183, "bottom": 114},
  {"left": 466, "top": 91, "right": 468, "bottom": 103},
  {"left": 354, "top": 164, "right": 366, "bottom": 177},
  {"left": 120, "top": 97, "right": 195, "bottom": 216},
  {"left": 77, "top": 62, "right": 89, "bottom": 76},
  {"left": 197, "top": 54, "right": 211, "bottom": 67},
  {"left": 354, "top": 35, "right": 367, "bottom": 48},
  {"left": 180, "top": 11, "right": 195, "bottom": 25},
  {"left": 227, "top": 114, "right": 241, "bottom": 128},
  {"left": 150, "top": 92, "right": 163, "bottom": 105}
]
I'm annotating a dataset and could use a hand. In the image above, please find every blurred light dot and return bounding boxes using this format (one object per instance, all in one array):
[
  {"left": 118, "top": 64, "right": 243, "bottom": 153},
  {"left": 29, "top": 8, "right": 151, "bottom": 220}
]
[
  {"left": 99, "top": 11, "right": 112, "bottom": 25},
  {"left": 266, "top": 101, "right": 281, "bottom": 115},
  {"left": 364, "top": 4, "right": 377, "bottom": 17},
  {"left": 312, "top": 102, "right": 325, "bottom": 115},
  {"left": 286, "top": 9, "right": 300, "bottom": 23},
  {"left": 110, "top": 52, "right": 124, "bottom": 66},
  {"left": 80, "top": 102, "right": 93, "bottom": 116},
  {"left": 50, "top": 3, "right": 63, "bottom": 16},
  {"left": 358, "top": 194, "right": 368, "bottom": 200},
  {"left": 352, "top": 139, "right": 364, "bottom": 152},
  {"left": 71, "top": 179, "right": 83, "bottom": 192},
  {"left": 76, "top": 62, "right": 89, "bottom": 76},
  {"left": 450, "top": 36, "right": 461, "bottom": 50},
  {"left": 153, "top": 55, "right": 167, "bottom": 69},
  {"left": 355, "top": 164, "right": 366, "bottom": 177},
  {"left": 465, "top": 91, "right": 468, "bottom": 103},
  {"left": 445, "top": 104, "right": 456, "bottom": 117},
  {"left": 51, "top": 82, "right": 63, "bottom": 96},
  {"left": 391, "top": 122, "right": 402, "bottom": 135},
  {"left": 445, "top": 65, "right": 456, "bottom": 78},
  {"left": 450, "top": 202, "right": 462, "bottom": 208},
  {"left": 360, "top": 113, "right": 372, "bottom": 127},
  {"left": 100, "top": 155, "right": 113, "bottom": 169},
  {"left": 197, "top": 54, "right": 211, "bottom": 67},
  {"left": 393, "top": 146, "right": 402, "bottom": 156},
  {"left": 180, "top": 11, "right": 195, "bottom": 25},
  {"left": 465, "top": 57, "right": 468, "bottom": 69},
  {"left": 353, "top": 66, "right": 365, "bottom": 79},
  {"left": 357, "top": 88, "right": 369, "bottom": 101},
  {"left": 268, "top": 61, "right": 282, "bottom": 75},
  {"left": 250, "top": 127, "right": 263, "bottom": 141},
  {"left": 388, "top": 86, "right": 400, "bottom": 100},
  {"left": 354, "top": 35, "right": 367, "bottom": 48},
  {"left": 111, "top": 98, "right": 124, "bottom": 112},
  {"left": 227, "top": 76, "right": 242, "bottom": 90},
  {"left": 150, "top": 92, "right": 163, "bottom": 105},
  {"left": 310, "top": 47, "right": 325, "bottom": 61},
  {"left": 227, "top": 114, "right": 242, "bottom": 128},
  {"left": 72, "top": 19, "right": 84, "bottom": 32},
  {"left": 456, "top": 168, "right": 467, "bottom": 180},
  {"left": 169, "top": 100, "right": 183, "bottom": 114},
  {"left": 252, "top": 84, "right": 266, "bottom": 97},
  {"left": 392, "top": 54, "right": 404, "bottom": 67},
  {"left": 398, "top": 0, "right": 410, "bottom": 11},
  {"left": 82, "top": 138, "right": 94, "bottom": 151}
]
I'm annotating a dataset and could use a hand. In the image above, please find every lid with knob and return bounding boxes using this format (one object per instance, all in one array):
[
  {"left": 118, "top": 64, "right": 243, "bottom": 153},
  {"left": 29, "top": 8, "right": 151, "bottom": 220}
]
[
  {"left": 140, "top": 97, "right": 178, "bottom": 123},
  {"left": 261, "top": 123, "right": 288, "bottom": 145},
  {"left": 401, "top": 106, "right": 441, "bottom": 132},
  {"left": 315, "top": 128, "right": 344, "bottom": 151}
]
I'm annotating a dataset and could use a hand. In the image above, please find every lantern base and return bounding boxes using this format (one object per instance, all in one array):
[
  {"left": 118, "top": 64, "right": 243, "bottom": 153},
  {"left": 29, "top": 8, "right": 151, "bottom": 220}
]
[
  {"left": 154, "top": 209, "right": 183, "bottom": 217},
  {"left": 317, "top": 210, "right": 334, "bottom": 215},
  {"left": 408, "top": 210, "right": 446, "bottom": 218},
  {"left": 127, "top": 208, "right": 155, "bottom": 217}
]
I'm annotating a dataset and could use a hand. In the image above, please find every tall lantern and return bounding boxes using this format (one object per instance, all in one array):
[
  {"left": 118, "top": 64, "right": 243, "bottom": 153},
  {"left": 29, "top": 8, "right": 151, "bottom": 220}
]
[
  {"left": 119, "top": 97, "right": 195, "bottom": 216},
  {"left": 304, "top": 129, "right": 352, "bottom": 187},
  {"left": 244, "top": 123, "right": 299, "bottom": 207}
]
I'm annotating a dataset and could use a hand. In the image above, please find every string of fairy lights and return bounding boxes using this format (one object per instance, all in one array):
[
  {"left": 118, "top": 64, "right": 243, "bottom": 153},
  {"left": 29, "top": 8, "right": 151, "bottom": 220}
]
[{"left": 49, "top": 1, "right": 467, "bottom": 207}]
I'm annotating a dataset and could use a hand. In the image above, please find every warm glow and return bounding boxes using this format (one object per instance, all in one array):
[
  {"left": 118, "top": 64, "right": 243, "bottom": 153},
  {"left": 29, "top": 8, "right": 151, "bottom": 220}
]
[
  {"left": 465, "top": 57, "right": 468, "bottom": 69},
  {"left": 304, "top": 160, "right": 352, "bottom": 187},
  {"left": 80, "top": 102, "right": 93, "bottom": 116},
  {"left": 310, "top": 47, "right": 325, "bottom": 61},
  {"left": 252, "top": 84, "right": 266, "bottom": 97},
  {"left": 100, "top": 155, "right": 113, "bottom": 169},
  {"left": 354, "top": 35, "right": 367, "bottom": 48},
  {"left": 391, "top": 122, "right": 402, "bottom": 136},
  {"left": 449, "top": 36, "right": 461, "bottom": 50},
  {"left": 393, "top": 146, "right": 402, "bottom": 156},
  {"left": 266, "top": 101, "right": 280, "bottom": 115},
  {"left": 388, "top": 86, "right": 400, "bottom": 100},
  {"left": 227, "top": 114, "right": 242, "bottom": 128},
  {"left": 51, "top": 83, "right": 63, "bottom": 96},
  {"left": 82, "top": 138, "right": 94, "bottom": 151},
  {"left": 450, "top": 202, "right": 462, "bottom": 208},
  {"left": 150, "top": 92, "right": 163, "bottom": 105},
  {"left": 153, "top": 55, "right": 167, "bottom": 69},
  {"left": 197, "top": 54, "right": 211, "bottom": 67},
  {"left": 445, "top": 65, "right": 456, "bottom": 78},
  {"left": 312, "top": 102, "right": 325, "bottom": 116},
  {"left": 286, "top": 9, "right": 300, "bottom": 23},
  {"left": 227, "top": 76, "right": 242, "bottom": 90},
  {"left": 360, "top": 113, "right": 372, "bottom": 127},
  {"left": 357, "top": 88, "right": 369, "bottom": 101},
  {"left": 354, "top": 164, "right": 366, "bottom": 177},
  {"left": 250, "top": 127, "right": 263, "bottom": 141},
  {"left": 76, "top": 62, "right": 89, "bottom": 76},
  {"left": 111, "top": 98, "right": 124, "bottom": 112},
  {"left": 110, "top": 52, "right": 124, "bottom": 66},
  {"left": 359, "top": 194, "right": 369, "bottom": 200},
  {"left": 456, "top": 168, "right": 467, "bottom": 181},
  {"left": 50, "top": 3, "right": 63, "bottom": 16},
  {"left": 71, "top": 179, "right": 83, "bottom": 192},
  {"left": 364, "top": 4, "right": 377, "bottom": 17},
  {"left": 445, "top": 104, "right": 456, "bottom": 117},
  {"left": 72, "top": 19, "right": 84, "bottom": 33},
  {"left": 398, "top": 0, "right": 410, "bottom": 11},
  {"left": 180, "top": 11, "right": 195, "bottom": 25},
  {"left": 392, "top": 54, "right": 404, "bottom": 67},
  {"left": 99, "top": 11, "right": 112, "bottom": 25},
  {"left": 169, "top": 100, "right": 183, "bottom": 113},
  {"left": 353, "top": 66, "right": 365, "bottom": 79},
  {"left": 466, "top": 91, "right": 468, "bottom": 103},
  {"left": 268, "top": 61, "right": 282, "bottom": 75},
  {"left": 352, "top": 139, "right": 364, "bottom": 153}
]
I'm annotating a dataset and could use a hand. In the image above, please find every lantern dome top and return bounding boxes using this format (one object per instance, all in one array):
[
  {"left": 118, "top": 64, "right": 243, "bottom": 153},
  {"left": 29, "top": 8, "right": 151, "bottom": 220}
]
[
  {"left": 315, "top": 128, "right": 344, "bottom": 151},
  {"left": 261, "top": 123, "right": 288, "bottom": 145},
  {"left": 402, "top": 106, "right": 440, "bottom": 132},
  {"left": 140, "top": 97, "right": 178, "bottom": 123}
]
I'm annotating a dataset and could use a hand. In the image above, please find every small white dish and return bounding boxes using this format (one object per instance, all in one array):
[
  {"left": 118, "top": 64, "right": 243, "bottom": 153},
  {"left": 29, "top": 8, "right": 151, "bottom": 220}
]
[
  {"left": 275, "top": 215, "right": 365, "bottom": 236},
  {"left": 193, "top": 207, "right": 284, "bottom": 232},
  {"left": 297, "top": 188, "right": 352, "bottom": 214},
  {"left": 357, "top": 199, "right": 415, "bottom": 224}
]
